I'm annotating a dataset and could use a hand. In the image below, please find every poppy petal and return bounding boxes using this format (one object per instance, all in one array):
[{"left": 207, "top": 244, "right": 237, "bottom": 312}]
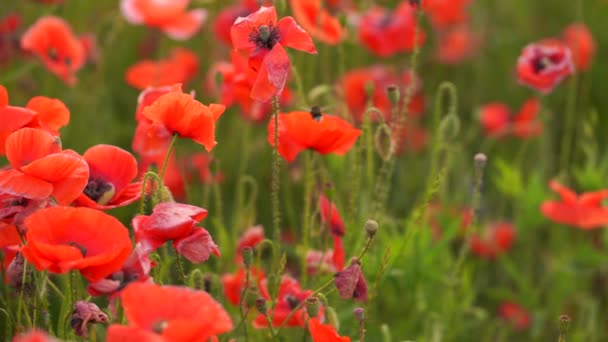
[
  {"left": 277, "top": 16, "right": 317, "bottom": 54},
  {"left": 251, "top": 43, "right": 290, "bottom": 102},
  {"left": 0, "top": 169, "right": 53, "bottom": 200},
  {"left": 84, "top": 144, "right": 138, "bottom": 194},
  {"left": 26, "top": 96, "right": 70, "bottom": 133},
  {"left": 174, "top": 228, "right": 220, "bottom": 263},
  {"left": 5, "top": 127, "right": 62, "bottom": 169},
  {"left": 231, "top": 6, "right": 278, "bottom": 51},
  {"left": 161, "top": 9, "right": 207, "bottom": 41},
  {"left": 548, "top": 180, "right": 577, "bottom": 204}
]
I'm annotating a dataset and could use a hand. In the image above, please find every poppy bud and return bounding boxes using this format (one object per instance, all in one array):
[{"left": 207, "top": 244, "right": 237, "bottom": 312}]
[
  {"left": 245, "top": 285, "right": 259, "bottom": 308},
  {"left": 474, "top": 153, "right": 487, "bottom": 169},
  {"left": 255, "top": 297, "right": 268, "bottom": 314},
  {"left": 7, "top": 253, "right": 30, "bottom": 291},
  {"left": 439, "top": 113, "right": 460, "bottom": 144},
  {"left": 559, "top": 315, "right": 570, "bottom": 336},
  {"left": 353, "top": 307, "right": 365, "bottom": 321},
  {"left": 71, "top": 301, "right": 109, "bottom": 338},
  {"left": 242, "top": 247, "right": 254, "bottom": 268},
  {"left": 374, "top": 123, "right": 394, "bottom": 161},
  {"left": 365, "top": 219, "right": 378, "bottom": 239},
  {"left": 386, "top": 85, "right": 400, "bottom": 106},
  {"left": 306, "top": 296, "right": 321, "bottom": 318},
  {"left": 364, "top": 81, "right": 375, "bottom": 98},
  {"left": 326, "top": 306, "right": 340, "bottom": 331},
  {"left": 158, "top": 185, "right": 174, "bottom": 203}
]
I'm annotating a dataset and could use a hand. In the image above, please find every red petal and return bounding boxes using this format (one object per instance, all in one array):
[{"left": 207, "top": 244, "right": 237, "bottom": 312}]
[
  {"left": 161, "top": 9, "right": 207, "bottom": 40},
  {"left": 277, "top": 16, "right": 317, "bottom": 53},
  {"left": 26, "top": 96, "right": 70, "bottom": 133},
  {"left": 548, "top": 180, "right": 578, "bottom": 204},
  {"left": 251, "top": 43, "right": 290, "bottom": 102},
  {"left": 0, "top": 169, "right": 53, "bottom": 200},
  {"left": 84, "top": 144, "right": 138, "bottom": 194},
  {"left": 5, "top": 127, "right": 61, "bottom": 169},
  {"left": 106, "top": 325, "right": 165, "bottom": 342},
  {"left": 174, "top": 228, "right": 220, "bottom": 263},
  {"left": 231, "top": 6, "right": 277, "bottom": 51}
]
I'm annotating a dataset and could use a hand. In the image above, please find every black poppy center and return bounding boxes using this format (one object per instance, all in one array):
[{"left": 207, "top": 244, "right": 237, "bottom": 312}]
[
  {"left": 532, "top": 55, "right": 553, "bottom": 73},
  {"left": 249, "top": 23, "right": 281, "bottom": 50},
  {"left": 286, "top": 295, "right": 300, "bottom": 310},
  {"left": 83, "top": 178, "right": 113, "bottom": 203}
]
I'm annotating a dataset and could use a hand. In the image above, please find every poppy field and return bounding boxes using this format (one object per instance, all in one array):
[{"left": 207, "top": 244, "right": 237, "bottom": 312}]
[{"left": 1, "top": 0, "right": 608, "bottom": 341}]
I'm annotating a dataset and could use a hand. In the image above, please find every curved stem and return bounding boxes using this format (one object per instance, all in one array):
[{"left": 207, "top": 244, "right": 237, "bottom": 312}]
[{"left": 160, "top": 134, "right": 178, "bottom": 181}]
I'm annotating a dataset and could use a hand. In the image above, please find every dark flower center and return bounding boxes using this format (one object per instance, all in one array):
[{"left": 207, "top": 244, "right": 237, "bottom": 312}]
[
  {"left": 48, "top": 47, "right": 59, "bottom": 61},
  {"left": 68, "top": 242, "right": 87, "bottom": 257},
  {"left": 310, "top": 106, "right": 323, "bottom": 122},
  {"left": 249, "top": 24, "right": 281, "bottom": 50},
  {"left": 83, "top": 178, "right": 115, "bottom": 205},
  {"left": 285, "top": 295, "right": 300, "bottom": 309},
  {"left": 152, "top": 320, "right": 169, "bottom": 334}
]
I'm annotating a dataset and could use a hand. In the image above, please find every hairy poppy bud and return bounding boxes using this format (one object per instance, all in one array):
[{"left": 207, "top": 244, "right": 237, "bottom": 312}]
[
  {"left": 242, "top": 247, "right": 254, "bottom": 268},
  {"left": 306, "top": 296, "right": 321, "bottom": 318},
  {"left": 439, "top": 113, "right": 460, "bottom": 144},
  {"left": 365, "top": 219, "right": 378, "bottom": 239},
  {"left": 559, "top": 315, "right": 570, "bottom": 335},
  {"left": 386, "top": 85, "right": 400, "bottom": 106},
  {"left": 326, "top": 306, "right": 340, "bottom": 331},
  {"left": 374, "top": 123, "right": 393, "bottom": 161},
  {"left": 353, "top": 307, "right": 365, "bottom": 321}
]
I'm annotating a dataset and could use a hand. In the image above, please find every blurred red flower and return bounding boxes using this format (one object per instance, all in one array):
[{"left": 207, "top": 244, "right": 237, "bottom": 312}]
[
  {"left": 517, "top": 39, "right": 574, "bottom": 94},
  {"left": 423, "top": 0, "right": 472, "bottom": 28},
  {"left": 0, "top": 128, "right": 89, "bottom": 205},
  {"left": 436, "top": 25, "right": 479, "bottom": 64},
  {"left": 479, "top": 98, "right": 542, "bottom": 139},
  {"left": 358, "top": 2, "right": 425, "bottom": 57},
  {"left": 106, "top": 283, "right": 233, "bottom": 341},
  {"left": 132, "top": 202, "right": 220, "bottom": 263},
  {"left": 290, "top": 0, "right": 346, "bottom": 45},
  {"left": 222, "top": 267, "right": 266, "bottom": 306},
  {"left": 0, "top": 86, "right": 70, "bottom": 155},
  {"left": 12, "top": 330, "right": 58, "bottom": 342},
  {"left": 562, "top": 23, "right": 595, "bottom": 72},
  {"left": 469, "top": 222, "right": 516, "bottom": 259},
  {"left": 319, "top": 195, "right": 345, "bottom": 236},
  {"left": 213, "top": 0, "right": 261, "bottom": 45},
  {"left": 306, "top": 236, "right": 345, "bottom": 274},
  {"left": 498, "top": 302, "right": 531, "bottom": 331},
  {"left": 541, "top": 181, "right": 608, "bottom": 229},
  {"left": 125, "top": 48, "right": 199, "bottom": 90},
  {"left": 21, "top": 206, "right": 132, "bottom": 282},
  {"left": 0, "top": 13, "right": 22, "bottom": 67},
  {"left": 341, "top": 66, "right": 425, "bottom": 123},
  {"left": 20, "top": 16, "right": 85, "bottom": 85},
  {"left": 142, "top": 88, "right": 224, "bottom": 152},
  {"left": 235, "top": 225, "right": 265, "bottom": 263},
  {"left": 75, "top": 144, "right": 142, "bottom": 210},
  {"left": 231, "top": 5, "right": 317, "bottom": 102},
  {"left": 308, "top": 318, "right": 351, "bottom": 342},
  {"left": 120, "top": 0, "right": 207, "bottom": 40},
  {"left": 267, "top": 109, "right": 361, "bottom": 162},
  {"left": 180, "top": 152, "right": 224, "bottom": 185}
]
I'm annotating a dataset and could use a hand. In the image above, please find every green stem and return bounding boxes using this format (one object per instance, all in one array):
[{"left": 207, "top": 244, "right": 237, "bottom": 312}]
[
  {"left": 271, "top": 96, "right": 281, "bottom": 268},
  {"left": 175, "top": 251, "right": 188, "bottom": 284},
  {"left": 301, "top": 151, "right": 314, "bottom": 285},
  {"left": 559, "top": 76, "right": 579, "bottom": 178},
  {"left": 160, "top": 134, "right": 179, "bottom": 181}
]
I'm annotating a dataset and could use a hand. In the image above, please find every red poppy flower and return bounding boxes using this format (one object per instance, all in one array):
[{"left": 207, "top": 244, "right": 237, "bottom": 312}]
[
  {"left": 231, "top": 5, "right": 317, "bottom": 102},
  {"left": 540, "top": 181, "right": 608, "bottom": 229},
  {"left": 0, "top": 87, "right": 70, "bottom": 155},
  {"left": 358, "top": 2, "right": 425, "bottom": 57},
  {"left": 87, "top": 243, "right": 153, "bottom": 297},
  {"left": 308, "top": 318, "right": 351, "bottom": 342},
  {"left": 306, "top": 236, "right": 344, "bottom": 274},
  {"left": 562, "top": 23, "right": 595, "bottom": 72},
  {"left": 125, "top": 48, "right": 199, "bottom": 90},
  {"left": 422, "top": 0, "right": 472, "bottom": 28},
  {"left": 213, "top": 0, "right": 260, "bottom": 45},
  {"left": 20, "top": 16, "right": 85, "bottom": 85},
  {"left": 206, "top": 51, "right": 293, "bottom": 123},
  {"left": 290, "top": 0, "right": 346, "bottom": 45},
  {"left": 341, "top": 66, "right": 425, "bottom": 123},
  {"left": 0, "top": 13, "right": 22, "bottom": 67},
  {"left": 120, "top": 0, "right": 207, "bottom": 40},
  {"left": 0, "top": 128, "right": 89, "bottom": 205},
  {"left": 436, "top": 25, "right": 479, "bottom": 64},
  {"left": 235, "top": 225, "right": 265, "bottom": 263},
  {"left": 254, "top": 275, "right": 321, "bottom": 328},
  {"left": 75, "top": 144, "right": 142, "bottom": 210},
  {"left": 132, "top": 202, "right": 220, "bottom": 263},
  {"left": 180, "top": 152, "right": 224, "bottom": 185},
  {"left": 221, "top": 267, "right": 266, "bottom": 306},
  {"left": 142, "top": 89, "right": 224, "bottom": 152},
  {"left": 21, "top": 206, "right": 132, "bottom": 282},
  {"left": 517, "top": 39, "right": 574, "bottom": 94},
  {"left": 498, "top": 302, "right": 531, "bottom": 331},
  {"left": 334, "top": 261, "right": 367, "bottom": 302},
  {"left": 319, "top": 194, "right": 345, "bottom": 236},
  {"left": 479, "top": 98, "right": 541, "bottom": 139},
  {"left": 267, "top": 109, "right": 361, "bottom": 162},
  {"left": 469, "top": 222, "right": 516, "bottom": 259},
  {"left": 106, "top": 283, "right": 233, "bottom": 341}
]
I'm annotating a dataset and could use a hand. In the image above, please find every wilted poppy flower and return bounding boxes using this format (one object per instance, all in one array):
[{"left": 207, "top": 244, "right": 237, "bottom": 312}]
[
  {"left": 231, "top": 5, "right": 317, "bottom": 102},
  {"left": 436, "top": 25, "right": 479, "bottom": 64},
  {"left": 221, "top": 267, "right": 266, "bottom": 305},
  {"left": 75, "top": 144, "right": 142, "bottom": 210},
  {"left": 0, "top": 87, "right": 71, "bottom": 156},
  {"left": 308, "top": 318, "right": 351, "bottom": 342},
  {"left": 120, "top": 0, "right": 207, "bottom": 40},
  {"left": 423, "top": 0, "right": 472, "bottom": 28},
  {"left": 254, "top": 275, "right": 320, "bottom": 328},
  {"left": 106, "top": 283, "right": 233, "bottom": 341},
  {"left": 341, "top": 66, "right": 425, "bottom": 123},
  {"left": 267, "top": 108, "right": 361, "bottom": 162},
  {"left": 142, "top": 89, "right": 224, "bottom": 152},
  {"left": 517, "top": 39, "right": 574, "bottom": 94},
  {"left": 562, "top": 23, "right": 595, "bottom": 72},
  {"left": 334, "top": 260, "right": 367, "bottom": 302},
  {"left": 469, "top": 222, "right": 516, "bottom": 259},
  {"left": 125, "top": 48, "right": 199, "bottom": 90},
  {"left": 290, "top": 0, "right": 346, "bottom": 45},
  {"left": 20, "top": 16, "right": 85, "bottom": 85},
  {"left": 319, "top": 194, "right": 345, "bottom": 236},
  {"left": 358, "top": 2, "right": 425, "bottom": 57},
  {"left": 0, "top": 128, "right": 89, "bottom": 205},
  {"left": 479, "top": 98, "right": 542, "bottom": 139},
  {"left": 206, "top": 51, "right": 293, "bottom": 123},
  {"left": 214, "top": 0, "right": 261, "bottom": 45},
  {"left": 88, "top": 243, "right": 153, "bottom": 297},
  {"left": 133, "top": 202, "right": 220, "bottom": 263},
  {"left": 71, "top": 301, "right": 109, "bottom": 337},
  {"left": 540, "top": 181, "right": 608, "bottom": 229},
  {"left": 498, "top": 301, "right": 531, "bottom": 331},
  {"left": 21, "top": 206, "right": 132, "bottom": 282},
  {"left": 235, "top": 225, "right": 265, "bottom": 263}
]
